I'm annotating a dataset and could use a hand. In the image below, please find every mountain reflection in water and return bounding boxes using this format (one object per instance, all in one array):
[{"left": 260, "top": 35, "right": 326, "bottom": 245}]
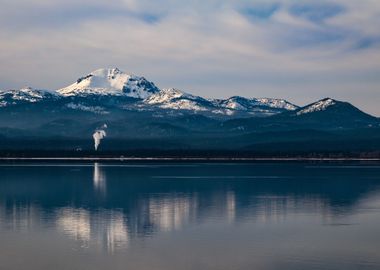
[{"left": 1, "top": 162, "right": 380, "bottom": 269}]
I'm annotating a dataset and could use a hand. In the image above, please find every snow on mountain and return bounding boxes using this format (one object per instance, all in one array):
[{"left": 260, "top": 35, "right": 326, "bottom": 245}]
[
  {"left": 144, "top": 88, "right": 212, "bottom": 111},
  {"left": 66, "top": 103, "right": 109, "bottom": 115},
  {"left": 255, "top": 98, "right": 298, "bottom": 111},
  {"left": 145, "top": 88, "right": 187, "bottom": 104},
  {"left": 0, "top": 87, "right": 57, "bottom": 107},
  {"left": 57, "top": 68, "right": 160, "bottom": 99},
  {"left": 213, "top": 96, "right": 298, "bottom": 115},
  {"left": 144, "top": 90, "right": 298, "bottom": 115},
  {"left": 296, "top": 98, "right": 336, "bottom": 116}
]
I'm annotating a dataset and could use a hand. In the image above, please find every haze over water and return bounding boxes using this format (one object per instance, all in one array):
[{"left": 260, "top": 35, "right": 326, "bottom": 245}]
[{"left": 1, "top": 162, "right": 380, "bottom": 270}]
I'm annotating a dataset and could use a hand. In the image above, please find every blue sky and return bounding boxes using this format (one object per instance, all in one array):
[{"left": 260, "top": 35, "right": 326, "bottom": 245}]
[{"left": 0, "top": 0, "right": 380, "bottom": 115}]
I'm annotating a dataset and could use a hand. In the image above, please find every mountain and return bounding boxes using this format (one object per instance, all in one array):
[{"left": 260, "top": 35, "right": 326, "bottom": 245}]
[
  {"left": 0, "top": 68, "right": 379, "bottom": 155},
  {"left": 285, "top": 98, "right": 379, "bottom": 129},
  {"left": 291, "top": 98, "right": 375, "bottom": 119}
]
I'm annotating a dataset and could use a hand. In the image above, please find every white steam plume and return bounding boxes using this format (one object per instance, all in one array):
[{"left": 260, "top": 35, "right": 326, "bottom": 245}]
[{"left": 93, "top": 124, "right": 107, "bottom": 151}]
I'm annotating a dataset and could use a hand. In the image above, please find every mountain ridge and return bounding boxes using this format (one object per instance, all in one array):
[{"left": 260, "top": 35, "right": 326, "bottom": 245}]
[{"left": 0, "top": 68, "right": 302, "bottom": 118}]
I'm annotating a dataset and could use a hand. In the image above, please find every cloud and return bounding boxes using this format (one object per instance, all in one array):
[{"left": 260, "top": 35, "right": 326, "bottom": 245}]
[
  {"left": 354, "top": 37, "right": 380, "bottom": 50},
  {"left": 0, "top": 0, "right": 166, "bottom": 31},
  {"left": 289, "top": 2, "right": 345, "bottom": 23},
  {"left": 0, "top": 0, "right": 380, "bottom": 114},
  {"left": 239, "top": 3, "right": 281, "bottom": 21}
]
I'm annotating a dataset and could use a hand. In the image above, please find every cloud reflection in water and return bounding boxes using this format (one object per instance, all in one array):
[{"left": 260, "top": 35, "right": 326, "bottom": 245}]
[{"left": 1, "top": 162, "right": 380, "bottom": 257}]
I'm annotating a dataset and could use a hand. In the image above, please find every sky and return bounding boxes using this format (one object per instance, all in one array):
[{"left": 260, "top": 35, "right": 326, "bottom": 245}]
[{"left": 0, "top": 0, "right": 380, "bottom": 115}]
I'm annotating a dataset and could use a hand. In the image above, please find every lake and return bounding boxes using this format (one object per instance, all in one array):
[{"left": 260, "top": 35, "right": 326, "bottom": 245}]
[{"left": 1, "top": 161, "right": 380, "bottom": 270}]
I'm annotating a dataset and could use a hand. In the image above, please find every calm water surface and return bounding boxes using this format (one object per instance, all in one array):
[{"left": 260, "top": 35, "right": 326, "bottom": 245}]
[{"left": 1, "top": 162, "right": 380, "bottom": 270}]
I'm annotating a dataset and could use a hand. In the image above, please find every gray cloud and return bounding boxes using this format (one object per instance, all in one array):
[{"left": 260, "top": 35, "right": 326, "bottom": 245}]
[{"left": 0, "top": 0, "right": 380, "bottom": 115}]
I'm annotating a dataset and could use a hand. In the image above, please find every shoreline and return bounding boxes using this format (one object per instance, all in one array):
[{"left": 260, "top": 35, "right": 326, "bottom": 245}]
[{"left": 0, "top": 157, "right": 380, "bottom": 162}]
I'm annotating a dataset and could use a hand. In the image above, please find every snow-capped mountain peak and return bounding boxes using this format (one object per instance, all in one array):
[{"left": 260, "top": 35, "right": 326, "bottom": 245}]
[
  {"left": 57, "top": 68, "right": 160, "bottom": 99},
  {"left": 296, "top": 98, "right": 336, "bottom": 115}
]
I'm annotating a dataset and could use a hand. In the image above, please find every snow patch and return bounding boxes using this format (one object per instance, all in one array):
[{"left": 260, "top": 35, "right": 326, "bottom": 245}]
[{"left": 66, "top": 103, "right": 109, "bottom": 115}]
